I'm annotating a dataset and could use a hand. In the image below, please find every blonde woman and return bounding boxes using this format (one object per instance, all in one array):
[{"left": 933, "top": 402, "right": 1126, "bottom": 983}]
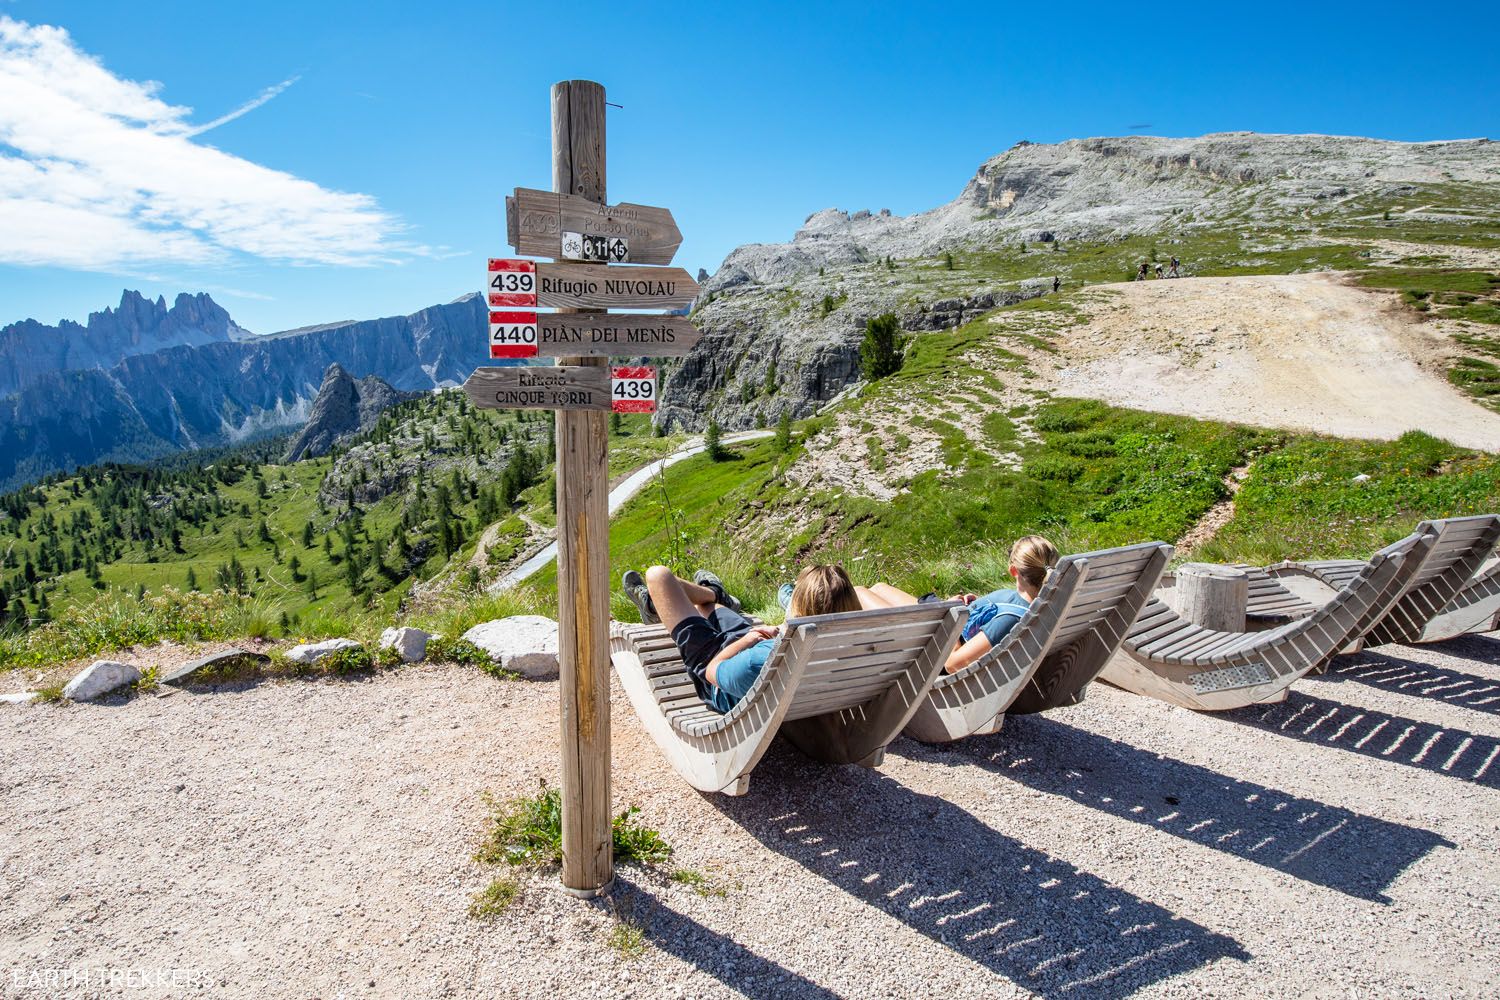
[
  {"left": 859, "top": 535, "right": 1059, "bottom": 674},
  {"left": 622, "top": 565, "right": 861, "bottom": 714}
]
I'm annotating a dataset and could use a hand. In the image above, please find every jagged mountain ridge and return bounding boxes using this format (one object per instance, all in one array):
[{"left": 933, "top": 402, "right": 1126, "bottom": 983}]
[
  {"left": 0, "top": 294, "right": 487, "bottom": 490},
  {"left": 706, "top": 132, "right": 1497, "bottom": 290},
  {"left": 0, "top": 290, "right": 249, "bottom": 398},
  {"left": 283, "top": 364, "right": 423, "bottom": 462}
]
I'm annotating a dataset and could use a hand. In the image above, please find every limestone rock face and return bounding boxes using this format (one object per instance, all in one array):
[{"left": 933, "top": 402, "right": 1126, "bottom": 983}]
[
  {"left": 63, "top": 661, "right": 142, "bottom": 702},
  {"left": 461, "top": 617, "right": 560, "bottom": 680},
  {"left": 661, "top": 132, "right": 1500, "bottom": 433},
  {"left": 285, "top": 638, "right": 363, "bottom": 665},
  {"left": 380, "top": 627, "right": 431, "bottom": 664},
  {"left": 283, "top": 364, "right": 421, "bottom": 462}
]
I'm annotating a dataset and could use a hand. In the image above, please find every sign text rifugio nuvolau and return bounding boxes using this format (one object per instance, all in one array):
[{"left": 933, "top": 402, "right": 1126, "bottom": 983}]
[{"left": 486, "top": 258, "right": 699, "bottom": 310}]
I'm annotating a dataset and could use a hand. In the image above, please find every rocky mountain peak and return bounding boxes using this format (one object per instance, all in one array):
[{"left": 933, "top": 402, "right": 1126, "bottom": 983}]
[{"left": 283, "top": 364, "right": 423, "bottom": 463}]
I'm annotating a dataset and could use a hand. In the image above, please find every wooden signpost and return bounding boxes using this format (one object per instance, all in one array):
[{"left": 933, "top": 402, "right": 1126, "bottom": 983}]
[
  {"left": 462, "top": 80, "right": 686, "bottom": 895},
  {"left": 506, "top": 188, "right": 683, "bottom": 264}
]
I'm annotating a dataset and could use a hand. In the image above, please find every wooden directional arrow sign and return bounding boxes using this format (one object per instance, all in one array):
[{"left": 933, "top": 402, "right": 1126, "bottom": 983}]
[
  {"left": 463, "top": 366, "right": 610, "bottom": 411},
  {"left": 487, "top": 259, "right": 700, "bottom": 310},
  {"left": 463, "top": 365, "right": 657, "bottom": 413},
  {"left": 490, "top": 312, "right": 702, "bottom": 359},
  {"left": 506, "top": 188, "right": 683, "bottom": 265}
]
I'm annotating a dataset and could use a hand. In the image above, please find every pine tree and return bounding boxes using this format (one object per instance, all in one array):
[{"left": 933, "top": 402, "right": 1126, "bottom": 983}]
[
  {"left": 705, "top": 418, "right": 727, "bottom": 461},
  {"left": 186, "top": 566, "right": 198, "bottom": 591},
  {"left": 860, "top": 314, "right": 905, "bottom": 381},
  {"left": 303, "top": 521, "right": 315, "bottom": 548},
  {"left": 775, "top": 409, "right": 793, "bottom": 453}
]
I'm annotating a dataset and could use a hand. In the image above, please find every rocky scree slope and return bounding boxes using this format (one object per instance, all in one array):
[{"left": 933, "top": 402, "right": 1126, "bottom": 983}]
[
  {"left": 0, "top": 294, "right": 487, "bottom": 491},
  {"left": 664, "top": 132, "right": 1499, "bottom": 432}
]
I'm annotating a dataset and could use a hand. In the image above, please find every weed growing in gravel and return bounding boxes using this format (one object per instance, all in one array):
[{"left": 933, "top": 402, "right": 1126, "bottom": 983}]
[
  {"left": 668, "top": 868, "right": 729, "bottom": 898},
  {"left": 34, "top": 683, "right": 64, "bottom": 704},
  {"left": 606, "top": 918, "right": 647, "bottom": 959},
  {"left": 468, "top": 876, "right": 520, "bottom": 919},
  {"left": 131, "top": 666, "right": 160, "bottom": 695},
  {"left": 474, "top": 783, "right": 673, "bottom": 870}
]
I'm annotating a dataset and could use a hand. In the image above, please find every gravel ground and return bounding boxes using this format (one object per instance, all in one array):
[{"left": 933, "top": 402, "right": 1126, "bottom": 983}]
[{"left": 2, "top": 632, "right": 1497, "bottom": 999}]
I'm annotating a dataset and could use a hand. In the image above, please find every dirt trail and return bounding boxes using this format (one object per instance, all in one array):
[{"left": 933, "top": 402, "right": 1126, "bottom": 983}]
[{"left": 1046, "top": 273, "right": 1500, "bottom": 451}]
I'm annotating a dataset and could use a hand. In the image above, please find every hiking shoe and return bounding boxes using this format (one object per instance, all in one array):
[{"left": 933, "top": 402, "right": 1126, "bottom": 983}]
[
  {"left": 693, "top": 570, "right": 741, "bottom": 612},
  {"left": 621, "top": 570, "right": 659, "bottom": 625}
]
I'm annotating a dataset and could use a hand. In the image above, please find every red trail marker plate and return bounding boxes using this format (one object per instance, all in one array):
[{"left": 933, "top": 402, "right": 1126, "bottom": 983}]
[
  {"left": 611, "top": 365, "right": 657, "bottom": 413},
  {"left": 489, "top": 310, "right": 539, "bottom": 358},
  {"left": 486, "top": 259, "right": 536, "bottom": 307}
]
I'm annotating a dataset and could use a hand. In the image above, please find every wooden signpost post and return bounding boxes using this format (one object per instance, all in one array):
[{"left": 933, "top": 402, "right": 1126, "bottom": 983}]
[{"left": 461, "top": 79, "right": 694, "bottom": 896}]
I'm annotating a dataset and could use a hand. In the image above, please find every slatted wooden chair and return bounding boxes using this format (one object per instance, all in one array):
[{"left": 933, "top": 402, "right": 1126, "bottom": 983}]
[
  {"left": 610, "top": 602, "right": 967, "bottom": 795},
  {"left": 903, "top": 542, "right": 1171, "bottom": 742},
  {"left": 1157, "top": 564, "right": 1321, "bottom": 629},
  {"left": 1418, "top": 557, "right": 1500, "bottom": 643},
  {"left": 1099, "top": 528, "right": 1435, "bottom": 711},
  {"left": 1266, "top": 515, "right": 1500, "bottom": 647}
]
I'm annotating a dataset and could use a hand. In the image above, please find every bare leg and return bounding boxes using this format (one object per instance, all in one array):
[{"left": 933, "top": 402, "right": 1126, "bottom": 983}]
[
  {"left": 855, "top": 585, "right": 894, "bottom": 610},
  {"left": 644, "top": 566, "right": 718, "bottom": 633},
  {"left": 870, "top": 582, "right": 921, "bottom": 606}
]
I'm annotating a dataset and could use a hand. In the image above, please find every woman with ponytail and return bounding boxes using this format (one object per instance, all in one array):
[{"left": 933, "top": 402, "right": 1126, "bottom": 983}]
[{"left": 858, "top": 535, "right": 1059, "bottom": 675}]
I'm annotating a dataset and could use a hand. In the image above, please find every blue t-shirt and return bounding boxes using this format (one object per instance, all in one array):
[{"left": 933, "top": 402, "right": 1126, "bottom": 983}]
[
  {"left": 962, "top": 589, "right": 1031, "bottom": 647},
  {"left": 706, "top": 638, "right": 776, "bottom": 714}
]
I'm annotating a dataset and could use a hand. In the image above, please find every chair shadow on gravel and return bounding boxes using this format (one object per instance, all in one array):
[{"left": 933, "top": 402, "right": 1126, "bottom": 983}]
[
  {"left": 1323, "top": 635, "right": 1500, "bottom": 717},
  {"left": 604, "top": 877, "right": 844, "bottom": 1000},
  {"left": 713, "top": 748, "right": 1249, "bottom": 1000},
  {"left": 917, "top": 716, "right": 1453, "bottom": 903},
  {"left": 1224, "top": 690, "right": 1500, "bottom": 789}
]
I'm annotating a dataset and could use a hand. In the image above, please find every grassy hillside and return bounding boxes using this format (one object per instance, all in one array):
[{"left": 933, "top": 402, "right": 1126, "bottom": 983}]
[{"left": 0, "top": 387, "right": 675, "bottom": 667}]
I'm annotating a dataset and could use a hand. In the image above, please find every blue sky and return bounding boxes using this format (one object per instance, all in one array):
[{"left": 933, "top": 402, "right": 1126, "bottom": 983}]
[{"left": 1, "top": 0, "right": 1496, "bottom": 333}]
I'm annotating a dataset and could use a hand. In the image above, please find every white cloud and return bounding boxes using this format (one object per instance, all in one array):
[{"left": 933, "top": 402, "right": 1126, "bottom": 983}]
[
  {"left": 185, "top": 75, "right": 302, "bottom": 137},
  {"left": 0, "top": 18, "right": 424, "bottom": 270}
]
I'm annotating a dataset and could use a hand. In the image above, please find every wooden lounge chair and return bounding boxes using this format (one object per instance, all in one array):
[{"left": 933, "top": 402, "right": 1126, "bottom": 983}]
[
  {"left": 1418, "top": 557, "right": 1500, "bottom": 643},
  {"left": 1157, "top": 564, "right": 1322, "bottom": 629},
  {"left": 1098, "top": 528, "right": 1435, "bottom": 711},
  {"left": 610, "top": 602, "right": 967, "bottom": 795},
  {"left": 1266, "top": 515, "right": 1500, "bottom": 647},
  {"left": 903, "top": 542, "right": 1171, "bottom": 742}
]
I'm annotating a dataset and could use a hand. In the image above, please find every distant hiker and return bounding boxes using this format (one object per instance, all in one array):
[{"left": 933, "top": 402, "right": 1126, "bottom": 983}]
[
  {"left": 1155, "top": 262, "right": 1164, "bottom": 279},
  {"left": 1136, "top": 261, "right": 1149, "bottom": 281},
  {"left": 1169, "top": 256, "right": 1181, "bottom": 278},
  {"left": 859, "top": 535, "right": 1059, "bottom": 674},
  {"left": 1052, "top": 275, "right": 1061, "bottom": 293},
  {"left": 622, "top": 564, "right": 860, "bottom": 713}
]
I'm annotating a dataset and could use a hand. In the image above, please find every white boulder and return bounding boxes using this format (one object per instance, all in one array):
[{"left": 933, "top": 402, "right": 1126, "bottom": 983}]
[
  {"left": 63, "top": 660, "right": 142, "bottom": 702},
  {"left": 0, "top": 691, "right": 39, "bottom": 705},
  {"left": 380, "top": 626, "right": 431, "bottom": 663},
  {"left": 285, "top": 638, "right": 363, "bottom": 665},
  {"left": 461, "top": 616, "right": 560, "bottom": 680}
]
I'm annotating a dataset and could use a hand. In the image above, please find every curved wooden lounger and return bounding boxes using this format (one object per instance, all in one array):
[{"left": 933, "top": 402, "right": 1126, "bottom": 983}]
[
  {"left": 1266, "top": 515, "right": 1500, "bottom": 647},
  {"left": 1098, "top": 528, "right": 1434, "bottom": 711},
  {"left": 1418, "top": 558, "right": 1500, "bottom": 643},
  {"left": 1157, "top": 564, "right": 1322, "bottom": 628},
  {"left": 903, "top": 542, "right": 1172, "bottom": 742},
  {"left": 610, "top": 602, "right": 967, "bottom": 796}
]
